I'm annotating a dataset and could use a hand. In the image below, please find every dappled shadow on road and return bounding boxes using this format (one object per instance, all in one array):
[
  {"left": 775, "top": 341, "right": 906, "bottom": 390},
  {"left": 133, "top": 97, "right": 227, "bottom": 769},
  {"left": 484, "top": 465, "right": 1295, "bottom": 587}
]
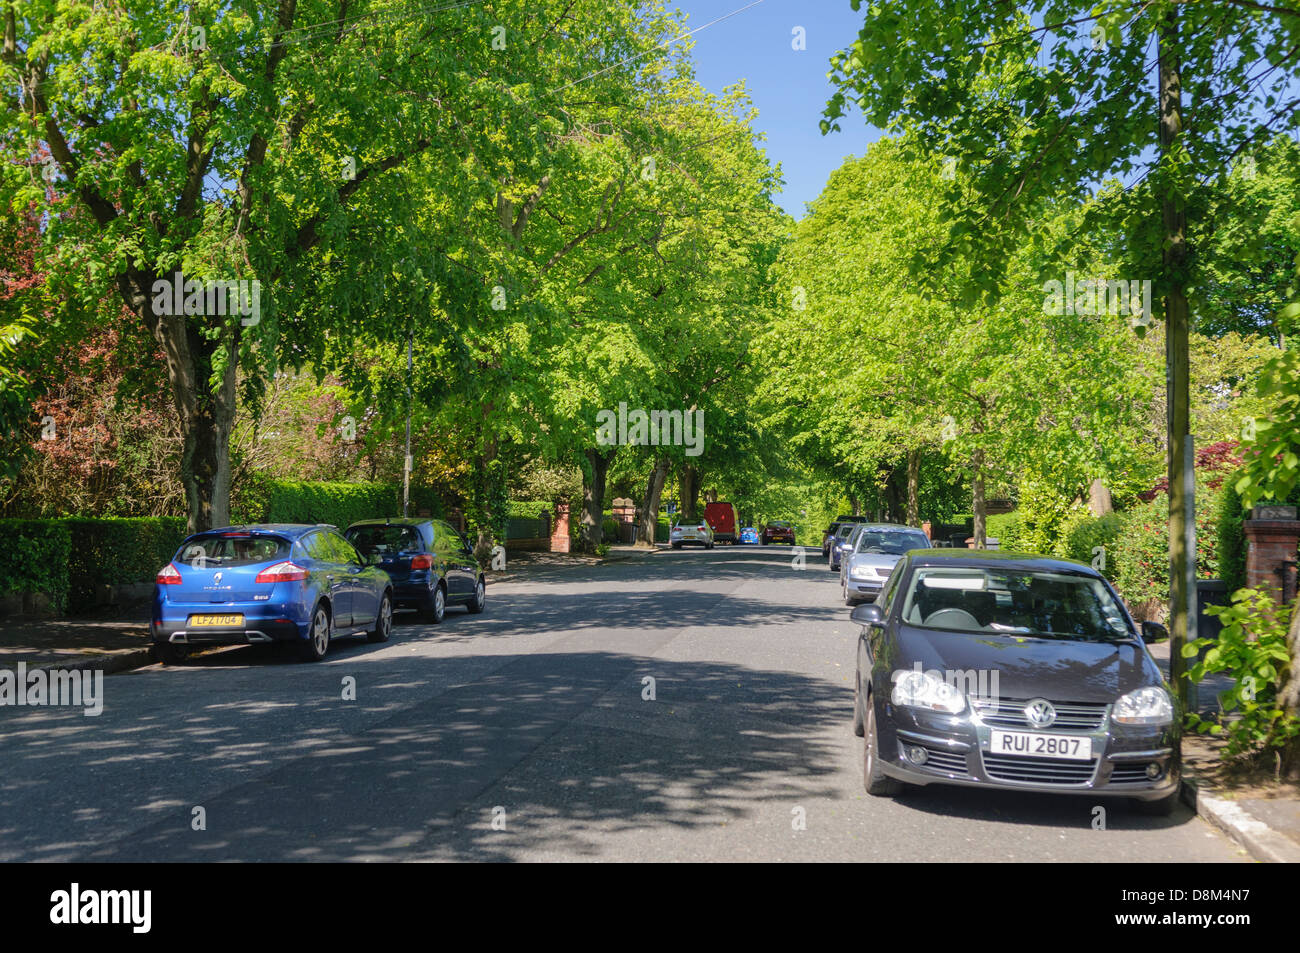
[{"left": 3, "top": 652, "right": 850, "bottom": 861}]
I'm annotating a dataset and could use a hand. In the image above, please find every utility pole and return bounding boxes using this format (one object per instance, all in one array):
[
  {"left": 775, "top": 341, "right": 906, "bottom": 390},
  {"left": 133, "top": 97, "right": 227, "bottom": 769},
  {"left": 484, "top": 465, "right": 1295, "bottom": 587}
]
[
  {"left": 1159, "top": 13, "right": 1192, "bottom": 708},
  {"left": 402, "top": 329, "right": 412, "bottom": 517}
]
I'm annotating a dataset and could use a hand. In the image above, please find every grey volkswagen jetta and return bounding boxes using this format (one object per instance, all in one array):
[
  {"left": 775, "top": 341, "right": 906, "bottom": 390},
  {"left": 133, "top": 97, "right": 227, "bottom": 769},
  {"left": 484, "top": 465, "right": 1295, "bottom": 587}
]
[{"left": 852, "top": 549, "right": 1180, "bottom": 814}]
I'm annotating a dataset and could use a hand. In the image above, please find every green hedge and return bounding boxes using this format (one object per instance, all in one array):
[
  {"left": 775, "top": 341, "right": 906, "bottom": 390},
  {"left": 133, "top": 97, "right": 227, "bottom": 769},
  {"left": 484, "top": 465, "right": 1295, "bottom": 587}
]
[
  {"left": 0, "top": 519, "right": 73, "bottom": 613},
  {"left": 64, "top": 517, "right": 188, "bottom": 610},
  {"left": 0, "top": 516, "right": 192, "bottom": 613},
  {"left": 1216, "top": 482, "right": 1248, "bottom": 593},
  {"left": 231, "top": 479, "right": 444, "bottom": 528},
  {"left": 984, "top": 512, "right": 1027, "bottom": 551}
]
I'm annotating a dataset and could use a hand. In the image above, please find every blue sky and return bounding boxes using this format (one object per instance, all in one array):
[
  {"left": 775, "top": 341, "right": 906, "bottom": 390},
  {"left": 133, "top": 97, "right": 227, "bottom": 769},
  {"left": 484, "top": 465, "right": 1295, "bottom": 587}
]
[{"left": 670, "top": 0, "right": 881, "bottom": 220}]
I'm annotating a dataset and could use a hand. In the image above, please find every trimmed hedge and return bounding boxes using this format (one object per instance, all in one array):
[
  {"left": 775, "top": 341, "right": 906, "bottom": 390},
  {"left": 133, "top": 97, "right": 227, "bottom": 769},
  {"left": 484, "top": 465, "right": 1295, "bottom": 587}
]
[
  {"left": 65, "top": 517, "right": 187, "bottom": 610},
  {"left": 0, "top": 519, "right": 73, "bottom": 613},
  {"left": 0, "top": 516, "right": 190, "bottom": 613},
  {"left": 984, "top": 512, "right": 1027, "bottom": 551},
  {"left": 232, "top": 478, "right": 445, "bottom": 528}
]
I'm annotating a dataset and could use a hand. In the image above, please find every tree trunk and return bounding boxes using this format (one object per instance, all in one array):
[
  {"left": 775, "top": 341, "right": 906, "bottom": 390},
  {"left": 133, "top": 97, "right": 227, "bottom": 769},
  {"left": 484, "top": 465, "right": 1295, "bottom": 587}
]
[
  {"left": 849, "top": 493, "right": 861, "bottom": 517},
  {"left": 1159, "top": 15, "right": 1193, "bottom": 708},
  {"left": 906, "top": 449, "right": 920, "bottom": 527},
  {"left": 972, "top": 447, "right": 986, "bottom": 549},
  {"left": 680, "top": 464, "right": 700, "bottom": 521},
  {"left": 127, "top": 270, "right": 236, "bottom": 533},
  {"left": 637, "top": 457, "right": 670, "bottom": 547},
  {"left": 580, "top": 447, "right": 614, "bottom": 552},
  {"left": 1088, "top": 479, "right": 1114, "bottom": 517},
  {"left": 1279, "top": 608, "right": 1300, "bottom": 778}
]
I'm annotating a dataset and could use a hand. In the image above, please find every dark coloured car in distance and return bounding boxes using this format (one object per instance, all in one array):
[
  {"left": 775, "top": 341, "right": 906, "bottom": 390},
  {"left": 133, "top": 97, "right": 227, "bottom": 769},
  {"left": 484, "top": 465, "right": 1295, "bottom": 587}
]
[
  {"left": 153, "top": 524, "right": 394, "bottom": 663},
  {"left": 762, "top": 520, "right": 796, "bottom": 545},
  {"left": 852, "top": 549, "right": 1180, "bottom": 814},
  {"left": 345, "top": 518, "right": 485, "bottom": 624}
]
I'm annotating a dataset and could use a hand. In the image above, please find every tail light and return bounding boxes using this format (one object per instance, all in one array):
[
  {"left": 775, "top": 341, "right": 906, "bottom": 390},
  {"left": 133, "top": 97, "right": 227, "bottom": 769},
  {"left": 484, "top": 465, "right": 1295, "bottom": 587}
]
[
  {"left": 255, "top": 561, "right": 308, "bottom": 583},
  {"left": 410, "top": 554, "right": 433, "bottom": 570},
  {"left": 698, "top": 524, "right": 706, "bottom": 531},
  {"left": 156, "top": 563, "right": 182, "bottom": 585}
]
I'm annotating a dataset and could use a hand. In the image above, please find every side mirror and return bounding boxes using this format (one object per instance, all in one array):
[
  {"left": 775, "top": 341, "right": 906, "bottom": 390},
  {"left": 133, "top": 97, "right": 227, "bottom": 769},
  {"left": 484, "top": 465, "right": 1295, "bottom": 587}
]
[
  {"left": 1141, "top": 620, "right": 1169, "bottom": 644},
  {"left": 851, "top": 603, "right": 884, "bottom": 627}
]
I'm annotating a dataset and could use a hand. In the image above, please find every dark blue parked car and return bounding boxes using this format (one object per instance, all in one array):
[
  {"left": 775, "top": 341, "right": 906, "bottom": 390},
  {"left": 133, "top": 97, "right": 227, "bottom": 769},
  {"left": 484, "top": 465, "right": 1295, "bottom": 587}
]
[
  {"left": 344, "top": 518, "right": 485, "bottom": 624},
  {"left": 152, "top": 524, "right": 394, "bottom": 664}
]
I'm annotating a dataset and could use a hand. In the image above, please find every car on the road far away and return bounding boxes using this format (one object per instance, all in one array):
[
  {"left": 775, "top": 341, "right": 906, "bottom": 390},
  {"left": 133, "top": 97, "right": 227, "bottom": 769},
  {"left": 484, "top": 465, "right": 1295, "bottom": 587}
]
[
  {"left": 345, "top": 517, "right": 486, "bottom": 624},
  {"left": 762, "top": 520, "right": 796, "bottom": 545},
  {"left": 852, "top": 549, "right": 1180, "bottom": 815},
  {"left": 670, "top": 518, "right": 715, "bottom": 549},
  {"left": 739, "top": 526, "right": 760, "bottom": 544},
  {"left": 152, "top": 524, "right": 394, "bottom": 664},
  {"left": 840, "top": 523, "right": 931, "bottom": 605},
  {"left": 828, "top": 522, "right": 858, "bottom": 571}
]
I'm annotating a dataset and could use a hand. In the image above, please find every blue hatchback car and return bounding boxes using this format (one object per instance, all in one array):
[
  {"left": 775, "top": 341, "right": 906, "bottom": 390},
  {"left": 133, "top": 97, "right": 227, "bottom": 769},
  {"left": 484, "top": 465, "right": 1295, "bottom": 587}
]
[
  {"left": 152, "top": 524, "right": 394, "bottom": 664},
  {"left": 344, "top": 518, "right": 485, "bottom": 624}
]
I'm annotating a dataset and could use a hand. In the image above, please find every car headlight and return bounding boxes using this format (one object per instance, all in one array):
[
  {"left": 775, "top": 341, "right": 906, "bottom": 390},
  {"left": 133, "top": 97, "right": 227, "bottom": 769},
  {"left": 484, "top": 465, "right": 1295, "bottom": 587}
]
[
  {"left": 850, "top": 565, "right": 876, "bottom": 580},
  {"left": 891, "top": 669, "right": 966, "bottom": 714},
  {"left": 1113, "top": 686, "right": 1173, "bottom": 726}
]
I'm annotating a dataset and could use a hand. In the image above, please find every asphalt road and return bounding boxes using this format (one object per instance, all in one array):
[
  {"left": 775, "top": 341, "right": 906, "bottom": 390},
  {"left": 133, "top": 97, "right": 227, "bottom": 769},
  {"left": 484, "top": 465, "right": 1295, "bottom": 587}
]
[{"left": 0, "top": 546, "right": 1247, "bottom": 862}]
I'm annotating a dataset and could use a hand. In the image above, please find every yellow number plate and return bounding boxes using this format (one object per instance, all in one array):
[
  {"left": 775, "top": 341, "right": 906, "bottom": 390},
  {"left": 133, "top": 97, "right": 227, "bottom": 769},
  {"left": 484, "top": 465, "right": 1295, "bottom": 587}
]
[{"left": 189, "top": 614, "right": 244, "bottom": 627}]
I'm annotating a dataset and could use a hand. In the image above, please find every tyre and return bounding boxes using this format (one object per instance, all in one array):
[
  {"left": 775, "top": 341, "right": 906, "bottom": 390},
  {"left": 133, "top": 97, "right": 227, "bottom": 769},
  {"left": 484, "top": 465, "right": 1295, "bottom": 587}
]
[
  {"left": 672, "top": 542, "right": 682, "bottom": 549},
  {"left": 156, "top": 642, "right": 189, "bottom": 666},
  {"left": 1132, "top": 791, "right": 1179, "bottom": 816},
  {"left": 367, "top": 591, "right": 393, "bottom": 643},
  {"left": 300, "top": 602, "right": 332, "bottom": 662},
  {"left": 706, "top": 540, "right": 714, "bottom": 549},
  {"left": 421, "top": 584, "right": 446, "bottom": 625},
  {"left": 467, "top": 577, "right": 485, "bottom": 614},
  {"left": 863, "top": 696, "right": 903, "bottom": 796}
]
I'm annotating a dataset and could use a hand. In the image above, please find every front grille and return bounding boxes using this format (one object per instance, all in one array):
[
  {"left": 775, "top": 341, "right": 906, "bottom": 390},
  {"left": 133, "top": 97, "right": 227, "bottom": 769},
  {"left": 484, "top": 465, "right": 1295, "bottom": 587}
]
[
  {"left": 982, "top": 753, "right": 1098, "bottom": 785},
  {"left": 973, "top": 698, "right": 1108, "bottom": 731}
]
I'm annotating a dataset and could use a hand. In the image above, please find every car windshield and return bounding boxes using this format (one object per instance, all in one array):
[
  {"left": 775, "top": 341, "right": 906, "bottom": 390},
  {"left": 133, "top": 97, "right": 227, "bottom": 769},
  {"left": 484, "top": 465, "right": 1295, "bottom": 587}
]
[
  {"left": 855, "top": 530, "right": 929, "bottom": 555},
  {"left": 769, "top": 521, "right": 790, "bottom": 528},
  {"left": 900, "top": 567, "right": 1132, "bottom": 641},
  {"left": 836, "top": 525, "right": 855, "bottom": 539},
  {"left": 346, "top": 524, "right": 422, "bottom": 556},
  {"left": 176, "top": 533, "right": 289, "bottom": 567}
]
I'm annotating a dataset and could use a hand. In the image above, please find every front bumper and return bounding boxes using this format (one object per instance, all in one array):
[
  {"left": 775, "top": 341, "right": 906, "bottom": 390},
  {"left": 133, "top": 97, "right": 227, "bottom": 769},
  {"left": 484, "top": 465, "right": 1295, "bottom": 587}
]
[{"left": 874, "top": 701, "right": 1179, "bottom": 800}]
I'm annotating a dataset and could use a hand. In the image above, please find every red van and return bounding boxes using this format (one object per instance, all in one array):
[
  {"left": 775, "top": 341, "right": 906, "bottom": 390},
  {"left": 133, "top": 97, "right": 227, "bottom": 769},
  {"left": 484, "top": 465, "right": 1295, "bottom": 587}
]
[{"left": 704, "top": 501, "right": 738, "bottom": 544}]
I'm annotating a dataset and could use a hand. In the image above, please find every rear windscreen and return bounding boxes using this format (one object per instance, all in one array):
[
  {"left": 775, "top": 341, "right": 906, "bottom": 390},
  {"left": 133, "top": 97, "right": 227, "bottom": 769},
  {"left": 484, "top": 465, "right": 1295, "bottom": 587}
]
[
  {"left": 175, "top": 534, "right": 290, "bottom": 568},
  {"left": 346, "top": 525, "right": 424, "bottom": 556}
]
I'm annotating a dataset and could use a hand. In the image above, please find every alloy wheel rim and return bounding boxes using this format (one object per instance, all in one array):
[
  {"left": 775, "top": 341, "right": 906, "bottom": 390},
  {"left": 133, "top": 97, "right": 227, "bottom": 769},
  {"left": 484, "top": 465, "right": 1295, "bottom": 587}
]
[
  {"left": 314, "top": 611, "right": 329, "bottom": 654},
  {"left": 381, "top": 597, "right": 392, "bottom": 634},
  {"left": 475, "top": 582, "right": 484, "bottom": 607},
  {"left": 435, "top": 588, "right": 444, "bottom": 616}
]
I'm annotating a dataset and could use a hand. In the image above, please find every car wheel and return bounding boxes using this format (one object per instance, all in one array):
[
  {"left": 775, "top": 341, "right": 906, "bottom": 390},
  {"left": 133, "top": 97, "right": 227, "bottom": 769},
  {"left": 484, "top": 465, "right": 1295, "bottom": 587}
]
[
  {"left": 672, "top": 542, "right": 682, "bottom": 549},
  {"left": 467, "top": 578, "right": 485, "bottom": 614},
  {"left": 300, "top": 603, "right": 331, "bottom": 662},
  {"left": 421, "top": 584, "right": 447, "bottom": 625},
  {"left": 367, "top": 591, "right": 393, "bottom": 643},
  {"left": 156, "top": 642, "right": 189, "bottom": 666},
  {"left": 706, "top": 541, "right": 714, "bottom": 549},
  {"left": 1132, "top": 791, "right": 1179, "bottom": 816},
  {"left": 863, "top": 696, "right": 903, "bottom": 796}
]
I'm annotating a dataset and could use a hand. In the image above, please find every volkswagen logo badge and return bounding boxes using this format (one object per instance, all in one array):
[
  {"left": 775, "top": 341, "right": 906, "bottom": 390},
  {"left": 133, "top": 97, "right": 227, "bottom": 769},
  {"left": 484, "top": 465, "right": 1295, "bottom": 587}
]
[{"left": 1025, "top": 698, "right": 1056, "bottom": 728}]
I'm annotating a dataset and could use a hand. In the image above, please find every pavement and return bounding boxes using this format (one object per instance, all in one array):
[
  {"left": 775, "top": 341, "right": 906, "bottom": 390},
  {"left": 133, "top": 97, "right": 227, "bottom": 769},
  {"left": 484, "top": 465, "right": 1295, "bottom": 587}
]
[{"left": 0, "top": 544, "right": 1263, "bottom": 862}]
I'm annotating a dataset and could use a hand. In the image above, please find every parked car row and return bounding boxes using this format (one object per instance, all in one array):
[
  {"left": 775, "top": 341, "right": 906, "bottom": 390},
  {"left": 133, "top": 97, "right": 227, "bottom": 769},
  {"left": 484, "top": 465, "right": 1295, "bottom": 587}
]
[
  {"left": 152, "top": 518, "right": 486, "bottom": 664},
  {"left": 671, "top": 508, "right": 800, "bottom": 549},
  {"left": 839, "top": 532, "right": 1180, "bottom": 815}
]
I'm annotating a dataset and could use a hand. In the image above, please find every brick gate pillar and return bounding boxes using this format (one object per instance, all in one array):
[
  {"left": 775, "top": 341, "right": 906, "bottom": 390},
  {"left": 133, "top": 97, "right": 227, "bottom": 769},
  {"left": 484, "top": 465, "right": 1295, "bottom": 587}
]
[
  {"left": 1244, "top": 505, "right": 1300, "bottom": 603},
  {"left": 550, "top": 502, "right": 571, "bottom": 553}
]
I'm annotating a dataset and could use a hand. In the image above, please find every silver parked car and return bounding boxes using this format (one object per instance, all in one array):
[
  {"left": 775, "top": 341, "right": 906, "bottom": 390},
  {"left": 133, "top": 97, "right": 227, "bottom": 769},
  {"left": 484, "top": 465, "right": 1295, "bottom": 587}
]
[{"left": 840, "top": 523, "right": 931, "bottom": 605}]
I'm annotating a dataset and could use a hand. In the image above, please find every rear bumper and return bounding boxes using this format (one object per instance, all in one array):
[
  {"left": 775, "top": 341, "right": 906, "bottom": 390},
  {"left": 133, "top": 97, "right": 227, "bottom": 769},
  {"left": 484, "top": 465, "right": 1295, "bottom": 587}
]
[{"left": 152, "top": 597, "right": 310, "bottom": 645}]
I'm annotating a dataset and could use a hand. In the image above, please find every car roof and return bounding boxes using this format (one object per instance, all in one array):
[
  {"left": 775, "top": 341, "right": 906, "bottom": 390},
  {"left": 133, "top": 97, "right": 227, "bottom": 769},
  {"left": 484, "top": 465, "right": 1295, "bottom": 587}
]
[
  {"left": 202, "top": 524, "right": 325, "bottom": 538},
  {"left": 903, "top": 548, "right": 1097, "bottom": 574},
  {"left": 345, "top": 518, "right": 434, "bottom": 529},
  {"left": 856, "top": 523, "right": 925, "bottom": 532}
]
